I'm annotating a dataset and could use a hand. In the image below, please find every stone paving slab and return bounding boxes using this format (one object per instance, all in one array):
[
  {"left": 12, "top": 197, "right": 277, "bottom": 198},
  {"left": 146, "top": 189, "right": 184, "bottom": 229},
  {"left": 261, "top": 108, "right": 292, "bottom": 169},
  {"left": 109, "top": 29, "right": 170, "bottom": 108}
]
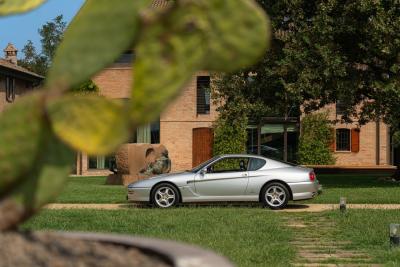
[
  {"left": 45, "top": 204, "right": 138, "bottom": 210},
  {"left": 44, "top": 203, "right": 400, "bottom": 211}
]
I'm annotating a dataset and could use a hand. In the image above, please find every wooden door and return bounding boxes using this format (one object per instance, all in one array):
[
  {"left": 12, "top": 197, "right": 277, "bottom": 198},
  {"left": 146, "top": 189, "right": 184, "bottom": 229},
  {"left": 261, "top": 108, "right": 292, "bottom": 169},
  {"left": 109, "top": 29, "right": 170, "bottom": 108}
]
[{"left": 192, "top": 127, "right": 214, "bottom": 167}]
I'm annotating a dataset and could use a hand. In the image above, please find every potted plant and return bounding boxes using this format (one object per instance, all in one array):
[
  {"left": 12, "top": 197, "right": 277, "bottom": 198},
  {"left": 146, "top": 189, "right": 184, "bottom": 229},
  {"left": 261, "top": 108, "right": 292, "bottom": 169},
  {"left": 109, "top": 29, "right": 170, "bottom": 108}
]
[{"left": 0, "top": 0, "right": 270, "bottom": 266}]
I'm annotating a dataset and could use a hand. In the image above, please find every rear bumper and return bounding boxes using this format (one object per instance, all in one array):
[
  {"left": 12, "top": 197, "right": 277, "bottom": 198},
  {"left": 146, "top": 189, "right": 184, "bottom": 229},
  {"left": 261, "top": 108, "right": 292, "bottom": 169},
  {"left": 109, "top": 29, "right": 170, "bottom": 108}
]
[
  {"left": 288, "top": 180, "right": 320, "bottom": 201},
  {"left": 127, "top": 187, "right": 151, "bottom": 202}
]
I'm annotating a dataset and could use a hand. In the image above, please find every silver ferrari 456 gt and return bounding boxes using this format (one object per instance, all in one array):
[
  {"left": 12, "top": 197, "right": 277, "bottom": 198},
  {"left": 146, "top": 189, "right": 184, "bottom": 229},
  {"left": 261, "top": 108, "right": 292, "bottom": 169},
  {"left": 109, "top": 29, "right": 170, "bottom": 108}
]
[{"left": 127, "top": 154, "right": 321, "bottom": 209}]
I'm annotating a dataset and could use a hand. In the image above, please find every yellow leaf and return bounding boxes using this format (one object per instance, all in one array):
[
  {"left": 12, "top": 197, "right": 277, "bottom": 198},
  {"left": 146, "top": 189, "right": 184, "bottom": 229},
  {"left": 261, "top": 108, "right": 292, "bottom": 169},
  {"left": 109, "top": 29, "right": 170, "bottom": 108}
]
[
  {"left": 0, "top": 0, "right": 46, "bottom": 15},
  {"left": 47, "top": 95, "right": 130, "bottom": 155}
]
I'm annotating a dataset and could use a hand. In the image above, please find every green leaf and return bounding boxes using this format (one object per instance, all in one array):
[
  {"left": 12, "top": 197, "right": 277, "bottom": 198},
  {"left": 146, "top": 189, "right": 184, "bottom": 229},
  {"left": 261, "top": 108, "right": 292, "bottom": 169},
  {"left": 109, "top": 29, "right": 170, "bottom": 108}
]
[
  {"left": 131, "top": 2, "right": 207, "bottom": 125},
  {"left": 47, "top": 95, "right": 130, "bottom": 155},
  {"left": 47, "top": 0, "right": 150, "bottom": 90},
  {"left": 203, "top": 0, "right": 270, "bottom": 72},
  {"left": 0, "top": 92, "right": 45, "bottom": 195},
  {"left": 0, "top": 0, "right": 46, "bottom": 15},
  {"left": 0, "top": 130, "right": 74, "bottom": 231}
]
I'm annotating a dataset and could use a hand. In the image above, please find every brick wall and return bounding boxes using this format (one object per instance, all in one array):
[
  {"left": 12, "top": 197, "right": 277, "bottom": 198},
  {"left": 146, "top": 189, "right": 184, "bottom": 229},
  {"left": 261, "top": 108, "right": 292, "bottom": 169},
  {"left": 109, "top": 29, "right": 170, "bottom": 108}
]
[
  {"left": 316, "top": 104, "right": 391, "bottom": 166},
  {"left": 0, "top": 75, "right": 35, "bottom": 112},
  {"left": 92, "top": 66, "right": 132, "bottom": 99},
  {"left": 78, "top": 67, "right": 217, "bottom": 175}
]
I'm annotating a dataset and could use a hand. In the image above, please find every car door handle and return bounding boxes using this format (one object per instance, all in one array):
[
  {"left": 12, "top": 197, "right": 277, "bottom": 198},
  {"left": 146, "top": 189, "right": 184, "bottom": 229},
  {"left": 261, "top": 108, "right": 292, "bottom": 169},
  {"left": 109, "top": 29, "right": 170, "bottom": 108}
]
[{"left": 242, "top": 173, "right": 248, "bottom": 177}]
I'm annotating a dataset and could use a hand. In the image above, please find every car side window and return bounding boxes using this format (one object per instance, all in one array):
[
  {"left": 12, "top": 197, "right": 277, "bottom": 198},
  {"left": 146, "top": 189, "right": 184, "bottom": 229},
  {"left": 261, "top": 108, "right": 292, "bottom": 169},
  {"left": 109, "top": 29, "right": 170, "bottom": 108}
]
[
  {"left": 207, "top": 158, "right": 249, "bottom": 173},
  {"left": 248, "top": 158, "right": 266, "bottom": 171}
]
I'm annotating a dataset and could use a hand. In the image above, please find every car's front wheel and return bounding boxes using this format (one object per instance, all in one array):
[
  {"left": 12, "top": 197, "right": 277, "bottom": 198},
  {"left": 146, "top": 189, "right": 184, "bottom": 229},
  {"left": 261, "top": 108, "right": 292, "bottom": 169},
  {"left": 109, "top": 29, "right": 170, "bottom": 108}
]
[
  {"left": 151, "top": 183, "right": 180, "bottom": 208},
  {"left": 261, "top": 182, "right": 289, "bottom": 210}
]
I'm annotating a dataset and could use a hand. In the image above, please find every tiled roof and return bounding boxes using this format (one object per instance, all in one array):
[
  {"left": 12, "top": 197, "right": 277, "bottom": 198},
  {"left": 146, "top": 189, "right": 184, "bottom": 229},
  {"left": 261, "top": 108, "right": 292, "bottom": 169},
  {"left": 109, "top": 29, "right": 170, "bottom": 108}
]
[
  {"left": 151, "top": 0, "right": 172, "bottom": 9},
  {"left": 0, "top": 59, "right": 44, "bottom": 79}
]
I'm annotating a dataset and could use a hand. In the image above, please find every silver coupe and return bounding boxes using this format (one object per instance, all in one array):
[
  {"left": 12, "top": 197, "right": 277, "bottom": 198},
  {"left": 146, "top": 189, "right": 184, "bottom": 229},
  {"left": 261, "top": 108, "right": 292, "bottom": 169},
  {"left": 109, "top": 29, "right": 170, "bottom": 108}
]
[{"left": 127, "top": 154, "right": 320, "bottom": 209}]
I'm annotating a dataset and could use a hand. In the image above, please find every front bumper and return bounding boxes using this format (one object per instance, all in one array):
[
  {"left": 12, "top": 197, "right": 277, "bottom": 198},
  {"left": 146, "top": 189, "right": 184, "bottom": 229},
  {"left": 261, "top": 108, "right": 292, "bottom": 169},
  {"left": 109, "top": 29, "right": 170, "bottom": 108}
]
[
  {"left": 127, "top": 187, "right": 151, "bottom": 202},
  {"left": 289, "top": 180, "right": 320, "bottom": 201}
]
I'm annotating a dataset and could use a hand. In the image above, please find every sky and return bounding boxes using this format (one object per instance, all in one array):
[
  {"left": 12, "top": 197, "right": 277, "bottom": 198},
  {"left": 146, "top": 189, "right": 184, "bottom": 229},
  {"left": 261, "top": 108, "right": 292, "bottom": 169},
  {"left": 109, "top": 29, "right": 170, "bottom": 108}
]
[{"left": 0, "top": 0, "right": 85, "bottom": 58}]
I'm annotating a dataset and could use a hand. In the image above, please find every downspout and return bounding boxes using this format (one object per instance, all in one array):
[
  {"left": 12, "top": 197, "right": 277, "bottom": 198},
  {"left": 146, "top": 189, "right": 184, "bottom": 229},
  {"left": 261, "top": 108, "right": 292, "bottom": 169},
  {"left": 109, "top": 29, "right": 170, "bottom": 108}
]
[
  {"left": 376, "top": 120, "right": 380, "bottom": 165},
  {"left": 257, "top": 124, "right": 261, "bottom": 155},
  {"left": 78, "top": 152, "right": 83, "bottom": 175}
]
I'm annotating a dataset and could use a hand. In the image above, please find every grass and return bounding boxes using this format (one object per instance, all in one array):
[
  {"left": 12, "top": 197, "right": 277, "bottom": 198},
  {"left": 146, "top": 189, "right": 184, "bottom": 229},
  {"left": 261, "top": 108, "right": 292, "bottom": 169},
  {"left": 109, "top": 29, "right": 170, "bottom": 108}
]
[
  {"left": 59, "top": 173, "right": 400, "bottom": 204},
  {"left": 302, "top": 173, "right": 400, "bottom": 204},
  {"left": 300, "top": 210, "right": 400, "bottom": 266},
  {"left": 23, "top": 208, "right": 295, "bottom": 267},
  {"left": 56, "top": 176, "right": 126, "bottom": 203}
]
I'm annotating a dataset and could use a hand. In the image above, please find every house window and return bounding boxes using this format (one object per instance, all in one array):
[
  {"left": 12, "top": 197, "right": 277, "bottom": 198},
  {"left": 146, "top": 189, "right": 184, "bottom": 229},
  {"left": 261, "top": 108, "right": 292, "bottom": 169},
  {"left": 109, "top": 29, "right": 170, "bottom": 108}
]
[
  {"left": 197, "top": 76, "right": 210, "bottom": 115},
  {"left": 336, "top": 128, "right": 351, "bottom": 151},
  {"left": 5, "top": 76, "right": 15, "bottom": 103},
  {"left": 336, "top": 100, "right": 346, "bottom": 116},
  {"left": 88, "top": 155, "right": 114, "bottom": 170},
  {"left": 207, "top": 157, "right": 249, "bottom": 173},
  {"left": 115, "top": 51, "right": 134, "bottom": 64},
  {"left": 130, "top": 120, "right": 160, "bottom": 144}
]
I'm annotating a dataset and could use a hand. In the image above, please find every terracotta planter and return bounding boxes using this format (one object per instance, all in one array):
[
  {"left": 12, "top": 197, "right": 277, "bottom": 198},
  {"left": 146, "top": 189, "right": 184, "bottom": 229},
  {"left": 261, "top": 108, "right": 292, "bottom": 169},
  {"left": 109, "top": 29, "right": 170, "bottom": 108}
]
[{"left": 56, "top": 232, "right": 234, "bottom": 267}]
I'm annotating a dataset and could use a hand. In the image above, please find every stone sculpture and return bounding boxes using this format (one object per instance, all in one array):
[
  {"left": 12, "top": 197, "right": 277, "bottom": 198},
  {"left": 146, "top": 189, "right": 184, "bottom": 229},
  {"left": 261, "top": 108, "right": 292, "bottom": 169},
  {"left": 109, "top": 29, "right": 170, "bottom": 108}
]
[{"left": 106, "top": 144, "right": 171, "bottom": 185}]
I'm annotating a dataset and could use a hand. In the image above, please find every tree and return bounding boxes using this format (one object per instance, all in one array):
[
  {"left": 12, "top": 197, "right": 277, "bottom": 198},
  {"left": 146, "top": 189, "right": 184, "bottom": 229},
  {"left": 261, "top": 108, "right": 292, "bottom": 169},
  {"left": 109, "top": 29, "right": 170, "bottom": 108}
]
[
  {"left": 19, "top": 15, "right": 66, "bottom": 75},
  {"left": 214, "top": 0, "right": 400, "bottom": 163},
  {"left": 70, "top": 80, "right": 99, "bottom": 94}
]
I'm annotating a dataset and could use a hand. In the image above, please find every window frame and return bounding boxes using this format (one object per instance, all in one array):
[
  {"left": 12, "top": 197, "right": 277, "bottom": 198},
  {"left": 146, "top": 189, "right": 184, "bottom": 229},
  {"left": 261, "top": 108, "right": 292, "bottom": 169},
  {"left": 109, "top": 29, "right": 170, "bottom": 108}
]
[
  {"left": 5, "top": 76, "right": 15, "bottom": 103},
  {"left": 88, "top": 155, "right": 114, "bottom": 170},
  {"left": 336, "top": 100, "right": 346, "bottom": 116},
  {"left": 335, "top": 128, "right": 351, "bottom": 152},
  {"left": 196, "top": 76, "right": 211, "bottom": 115},
  {"left": 206, "top": 157, "right": 249, "bottom": 173},
  {"left": 248, "top": 158, "right": 267, "bottom": 171}
]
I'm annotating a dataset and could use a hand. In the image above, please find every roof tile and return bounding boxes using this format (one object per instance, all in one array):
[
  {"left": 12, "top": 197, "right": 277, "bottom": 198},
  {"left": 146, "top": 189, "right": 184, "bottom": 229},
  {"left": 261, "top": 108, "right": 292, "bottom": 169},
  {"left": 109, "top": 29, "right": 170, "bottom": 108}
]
[
  {"left": 0, "top": 59, "right": 44, "bottom": 79},
  {"left": 151, "top": 0, "right": 172, "bottom": 9}
]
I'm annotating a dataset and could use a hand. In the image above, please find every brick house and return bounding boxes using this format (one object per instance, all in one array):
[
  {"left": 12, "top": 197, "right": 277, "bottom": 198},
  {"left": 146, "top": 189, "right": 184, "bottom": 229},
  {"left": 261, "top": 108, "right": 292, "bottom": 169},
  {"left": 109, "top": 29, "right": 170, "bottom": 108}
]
[
  {"left": 74, "top": 50, "right": 395, "bottom": 176},
  {"left": 328, "top": 104, "right": 391, "bottom": 167},
  {"left": 75, "top": 51, "right": 218, "bottom": 175},
  {"left": 0, "top": 43, "right": 43, "bottom": 112}
]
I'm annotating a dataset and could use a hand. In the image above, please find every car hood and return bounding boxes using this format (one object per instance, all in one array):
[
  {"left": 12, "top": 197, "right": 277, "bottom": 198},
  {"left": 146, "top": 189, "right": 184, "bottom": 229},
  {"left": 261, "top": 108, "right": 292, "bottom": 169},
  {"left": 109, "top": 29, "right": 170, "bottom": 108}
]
[{"left": 128, "top": 171, "right": 192, "bottom": 189}]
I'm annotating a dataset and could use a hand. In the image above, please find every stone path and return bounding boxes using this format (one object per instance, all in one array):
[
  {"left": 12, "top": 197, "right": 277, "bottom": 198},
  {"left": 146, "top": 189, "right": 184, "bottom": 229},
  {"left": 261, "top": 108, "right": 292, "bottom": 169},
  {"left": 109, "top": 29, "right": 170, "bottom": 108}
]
[
  {"left": 45, "top": 204, "right": 138, "bottom": 210},
  {"left": 45, "top": 203, "right": 400, "bottom": 211},
  {"left": 283, "top": 214, "right": 383, "bottom": 267}
]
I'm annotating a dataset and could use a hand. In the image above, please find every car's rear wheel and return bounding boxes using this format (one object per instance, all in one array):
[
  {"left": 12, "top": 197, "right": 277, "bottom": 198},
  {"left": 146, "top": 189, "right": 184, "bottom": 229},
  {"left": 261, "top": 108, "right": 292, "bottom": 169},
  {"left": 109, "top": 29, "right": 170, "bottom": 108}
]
[
  {"left": 151, "top": 183, "right": 180, "bottom": 208},
  {"left": 261, "top": 182, "right": 289, "bottom": 210}
]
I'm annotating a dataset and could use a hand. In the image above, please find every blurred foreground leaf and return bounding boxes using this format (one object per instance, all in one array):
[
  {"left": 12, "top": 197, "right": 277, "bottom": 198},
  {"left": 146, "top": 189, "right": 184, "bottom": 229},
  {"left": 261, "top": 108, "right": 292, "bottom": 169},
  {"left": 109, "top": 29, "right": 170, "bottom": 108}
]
[
  {"left": 0, "top": 93, "right": 45, "bottom": 194},
  {"left": 47, "top": 95, "right": 130, "bottom": 155},
  {"left": 0, "top": 130, "right": 73, "bottom": 231},
  {"left": 0, "top": 0, "right": 46, "bottom": 15},
  {"left": 47, "top": 0, "right": 150, "bottom": 90},
  {"left": 131, "top": 2, "right": 207, "bottom": 125},
  {"left": 203, "top": 0, "right": 270, "bottom": 72}
]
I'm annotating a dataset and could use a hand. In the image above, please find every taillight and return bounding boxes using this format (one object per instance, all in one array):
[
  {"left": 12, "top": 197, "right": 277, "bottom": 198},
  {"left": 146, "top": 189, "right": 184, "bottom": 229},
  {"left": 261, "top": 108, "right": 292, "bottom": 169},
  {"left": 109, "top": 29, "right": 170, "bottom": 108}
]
[{"left": 309, "top": 171, "right": 316, "bottom": 182}]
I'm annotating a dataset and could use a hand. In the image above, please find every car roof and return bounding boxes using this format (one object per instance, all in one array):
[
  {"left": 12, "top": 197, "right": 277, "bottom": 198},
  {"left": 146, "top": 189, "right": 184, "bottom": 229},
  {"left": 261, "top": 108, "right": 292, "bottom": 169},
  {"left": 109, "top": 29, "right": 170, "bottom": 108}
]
[{"left": 219, "top": 154, "right": 267, "bottom": 160}]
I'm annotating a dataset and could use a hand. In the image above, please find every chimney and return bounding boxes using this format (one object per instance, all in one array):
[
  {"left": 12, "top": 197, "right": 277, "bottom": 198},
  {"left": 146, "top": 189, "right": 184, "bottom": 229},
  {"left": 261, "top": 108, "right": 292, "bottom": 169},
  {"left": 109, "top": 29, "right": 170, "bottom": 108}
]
[{"left": 4, "top": 43, "right": 18, "bottom": 65}]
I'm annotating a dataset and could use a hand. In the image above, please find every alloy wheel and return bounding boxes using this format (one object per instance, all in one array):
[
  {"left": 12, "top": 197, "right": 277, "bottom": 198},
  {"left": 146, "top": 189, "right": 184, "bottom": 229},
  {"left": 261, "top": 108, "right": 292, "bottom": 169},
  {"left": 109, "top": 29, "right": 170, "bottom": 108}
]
[
  {"left": 154, "top": 186, "right": 176, "bottom": 208},
  {"left": 265, "top": 185, "right": 286, "bottom": 207}
]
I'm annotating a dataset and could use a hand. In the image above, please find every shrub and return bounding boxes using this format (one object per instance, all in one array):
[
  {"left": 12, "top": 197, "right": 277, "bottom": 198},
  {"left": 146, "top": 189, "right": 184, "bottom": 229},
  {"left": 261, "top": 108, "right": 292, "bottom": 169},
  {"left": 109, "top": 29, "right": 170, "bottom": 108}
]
[
  {"left": 213, "top": 115, "right": 248, "bottom": 156},
  {"left": 298, "top": 112, "right": 335, "bottom": 165}
]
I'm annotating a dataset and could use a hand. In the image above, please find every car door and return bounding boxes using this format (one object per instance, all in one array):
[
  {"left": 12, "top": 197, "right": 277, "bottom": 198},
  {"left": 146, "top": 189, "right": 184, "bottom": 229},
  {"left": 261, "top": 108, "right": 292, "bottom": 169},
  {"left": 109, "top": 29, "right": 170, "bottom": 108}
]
[
  {"left": 245, "top": 157, "right": 268, "bottom": 195},
  {"left": 194, "top": 157, "right": 249, "bottom": 196}
]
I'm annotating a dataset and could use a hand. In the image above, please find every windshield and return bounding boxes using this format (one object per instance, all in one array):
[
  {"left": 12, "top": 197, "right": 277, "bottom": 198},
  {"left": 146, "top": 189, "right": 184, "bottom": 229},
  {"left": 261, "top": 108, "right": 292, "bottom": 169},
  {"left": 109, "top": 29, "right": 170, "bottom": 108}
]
[{"left": 190, "top": 157, "right": 219, "bottom": 173}]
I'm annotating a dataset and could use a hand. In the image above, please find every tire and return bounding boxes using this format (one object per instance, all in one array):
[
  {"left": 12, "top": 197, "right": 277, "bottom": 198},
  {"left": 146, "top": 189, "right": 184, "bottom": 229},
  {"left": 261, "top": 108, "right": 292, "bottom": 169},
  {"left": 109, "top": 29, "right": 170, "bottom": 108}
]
[
  {"left": 151, "top": 183, "right": 180, "bottom": 208},
  {"left": 261, "top": 182, "right": 289, "bottom": 210}
]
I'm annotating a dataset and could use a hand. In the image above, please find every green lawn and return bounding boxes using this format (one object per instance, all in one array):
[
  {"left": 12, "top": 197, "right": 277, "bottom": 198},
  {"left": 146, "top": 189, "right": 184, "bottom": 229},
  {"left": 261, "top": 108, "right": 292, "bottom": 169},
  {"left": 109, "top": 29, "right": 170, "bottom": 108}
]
[
  {"left": 23, "top": 208, "right": 295, "bottom": 267},
  {"left": 301, "top": 210, "right": 400, "bottom": 266},
  {"left": 59, "top": 173, "right": 400, "bottom": 204},
  {"left": 303, "top": 173, "right": 400, "bottom": 204},
  {"left": 56, "top": 176, "right": 126, "bottom": 203},
  {"left": 23, "top": 208, "right": 400, "bottom": 266}
]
